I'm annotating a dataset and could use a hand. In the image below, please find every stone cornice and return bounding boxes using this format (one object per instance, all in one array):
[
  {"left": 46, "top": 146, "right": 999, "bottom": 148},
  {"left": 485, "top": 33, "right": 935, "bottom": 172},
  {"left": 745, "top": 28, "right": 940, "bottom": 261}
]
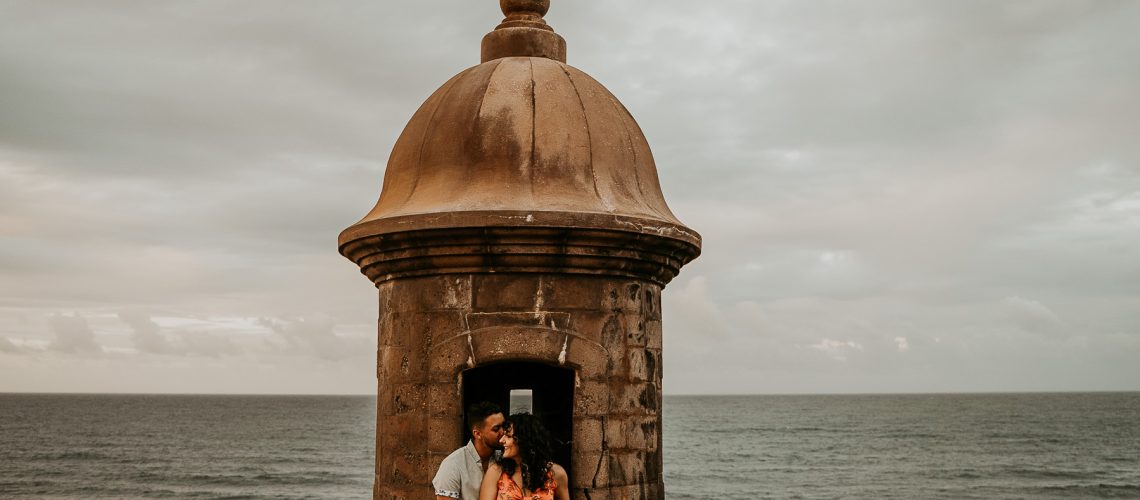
[{"left": 339, "top": 211, "right": 700, "bottom": 286}]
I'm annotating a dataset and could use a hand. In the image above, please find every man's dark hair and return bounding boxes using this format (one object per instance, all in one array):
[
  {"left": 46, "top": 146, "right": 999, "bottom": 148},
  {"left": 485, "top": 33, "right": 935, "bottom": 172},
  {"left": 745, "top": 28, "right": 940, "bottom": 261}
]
[{"left": 466, "top": 401, "right": 503, "bottom": 431}]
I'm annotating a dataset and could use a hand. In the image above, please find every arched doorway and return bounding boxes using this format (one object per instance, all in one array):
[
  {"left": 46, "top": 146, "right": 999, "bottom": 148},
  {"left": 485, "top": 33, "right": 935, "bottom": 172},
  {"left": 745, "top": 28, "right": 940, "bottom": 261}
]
[{"left": 462, "top": 362, "right": 575, "bottom": 480}]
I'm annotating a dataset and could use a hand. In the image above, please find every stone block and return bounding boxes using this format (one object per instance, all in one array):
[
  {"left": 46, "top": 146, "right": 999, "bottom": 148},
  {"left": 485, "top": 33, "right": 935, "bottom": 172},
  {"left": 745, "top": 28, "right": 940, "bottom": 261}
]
[
  {"left": 605, "top": 452, "right": 654, "bottom": 494},
  {"left": 571, "top": 488, "right": 608, "bottom": 500},
  {"left": 375, "top": 349, "right": 383, "bottom": 381},
  {"left": 638, "top": 285, "right": 661, "bottom": 321},
  {"left": 646, "top": 348, "right": 662, "bottom": 383},
  {"left": 377, "top": 311, "right": 397, "bottom": 347},
  {"left": 574, "top": 417, "right": 604, "bottom": 453},
  {"left": 643, "top": 319, "right": 662, "bottom": 350},
  {"left": 377, "top": 309, "right": 391, "bottom": 345},
  {"left": 379, "top": 346, "right": 412, "bottom": 383},
  {"left": 639, "top": 383, "right": 660, "bottom": 414},
  {"left": 625, "top": 415, "right": 658, "bottom": 452},
  {"left": 391, "top": 451, "right": 427, "bottom": 487},
  {"left": 573, "top": 380, "right": 608, "bottom": 417},
  {"left": 437, "top": 275, "right": 473, "bottom": 310},
  {"left": 470, "top": 327, "right": 562, "bottom": 364},
  {"left": 377, "top": 384, "right": 396, "bottom": 417},
  {"left": 374, "top": 426, "right": 388, "bottom": 470},
  {"left": 466, "top": 311, "right": 570, "bottom": 331},
  {"left": 643, "top": 449, "right": 662, "bottom": 483},
  {"left": 377, "top": 281, "right": 395, "bottom": 313},
  {"left": 564, "top": 337, "right": 608, "bottom": 381},
  {"left": 608, "top": 381, "right": 657, "bottom": 416},
  {"left": 570, "top": 450, "right": 608, "bottom": 489},
  {"left": 428, "top": 382, "right": 462, "bottom": 417},
  {"left": 411, "top": 342, "right": 432, "bottom": 381},
  {"left": 375, "top": 454, "right": 392, "bottom": 484},
  {"left": 538, "top": 275, "right": 606, "bottom": 310},
  {"left": 642, "top": 481, "right": 664, "bottom": 500},
  {"left": 621, "top": 314, "right": 647, "bottom": 347},
  {"left": 606, "top": 451, "right": 636, "bottom": 487},
  {"left": 374, "top": 483, "right": 409, "bottom": 500},
  {"left": 567, "top": 310, "right": 612, "bottom": 344},
  {"left": 393, "top": 383, "right": 428, "bottom": 415},
  {"left": 390, "top": 275, "right": 471, "bottom": 312},
  {"left": 627, "top": 349, "right": 650, "bottom": 383},
  {"left": 385, "top": 312, "right": 421, "bottom": 350},
  {"left": 419, "top": 311, "right": 466, "bottom": 346},
  {"left": 428, "top": 417, "right": 463, "bottom": 454},
  {"left": 602, "top": 281, "right": 642, "bottom": 313},
  {"left": 611, "top": 483, "right": 651, "bottom": 500},
  {"left": 384, "top": 280, "right": 419, "bottom": 314},
  {"left": 385, "top": 415, "right": 428, "bottom": 451},
  {"left": 624, "top": 348, "right": 660, "bottom": 384},
  {"left": 428, "top": 336, "right": 471, "bottom": 383},
  {"left": 600, "top": 316, "right": 626, "bottom": 373},
  {"left": 607, "top": 381, "right": 632, "bottom": 415},
  {"left": 603, "top": 417, "right": 627, "bottom": 451},
  {"left": 472, "top": 274, "right": 539, "bottom": 310}
]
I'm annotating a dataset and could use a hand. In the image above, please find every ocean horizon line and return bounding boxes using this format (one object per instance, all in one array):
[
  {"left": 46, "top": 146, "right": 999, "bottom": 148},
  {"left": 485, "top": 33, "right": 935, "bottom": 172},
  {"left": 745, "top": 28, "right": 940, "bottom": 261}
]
[{"left": 3, "top": 389, "right": 1138, "bottom": 397}]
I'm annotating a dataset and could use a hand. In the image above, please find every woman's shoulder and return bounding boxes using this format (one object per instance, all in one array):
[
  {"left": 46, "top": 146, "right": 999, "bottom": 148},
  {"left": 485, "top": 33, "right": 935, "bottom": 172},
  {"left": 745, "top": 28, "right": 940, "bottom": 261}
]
[
  {"left": 483, "top": 461, "right": 503, "bottom": 479},
  {"left": 548, "top": 462, "right": 567, "bottom": 482}
]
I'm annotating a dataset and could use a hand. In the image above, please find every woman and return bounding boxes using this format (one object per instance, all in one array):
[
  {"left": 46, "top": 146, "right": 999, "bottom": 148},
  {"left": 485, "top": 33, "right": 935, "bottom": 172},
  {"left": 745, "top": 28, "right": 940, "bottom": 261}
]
[{"left": 478, "top": 413, "right": 570, "bottom": 500}]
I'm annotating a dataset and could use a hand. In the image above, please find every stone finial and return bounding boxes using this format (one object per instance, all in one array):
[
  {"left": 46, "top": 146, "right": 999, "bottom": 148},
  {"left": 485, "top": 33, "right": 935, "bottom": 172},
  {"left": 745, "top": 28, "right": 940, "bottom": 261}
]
[
  {"left": 502, "top": 0, "right": 549, "bottom": 16},
  {"left": 481, "top": 0, "right": 566, "bottom": 63},
  {"left": 497, "top": 0, "right": 552, "bottom": 30}
]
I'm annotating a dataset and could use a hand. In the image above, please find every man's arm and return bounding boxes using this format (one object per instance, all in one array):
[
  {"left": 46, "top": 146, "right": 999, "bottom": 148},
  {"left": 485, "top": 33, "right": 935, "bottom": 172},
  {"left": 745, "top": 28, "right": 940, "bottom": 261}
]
[
  {"left": 431, "top": 453, "right": 462, "bottom": 500},
  {"left": 434, "top": 484, "right": 462, "bottom": 500}
]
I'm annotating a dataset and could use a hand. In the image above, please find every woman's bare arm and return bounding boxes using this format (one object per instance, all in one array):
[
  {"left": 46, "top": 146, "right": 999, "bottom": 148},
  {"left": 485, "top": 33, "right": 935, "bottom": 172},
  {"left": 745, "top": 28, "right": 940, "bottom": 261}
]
[
  {"left": 552, "top": 463, "right": 570, "bottom": 500},
  {"left": 478, "top": 462, "right": 502, "bottom": 500}
]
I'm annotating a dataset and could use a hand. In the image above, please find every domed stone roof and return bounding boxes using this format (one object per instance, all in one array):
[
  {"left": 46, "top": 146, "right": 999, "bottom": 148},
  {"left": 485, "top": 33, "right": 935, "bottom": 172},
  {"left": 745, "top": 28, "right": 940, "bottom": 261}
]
[
  {"left": 358, "top": 55, "right": 685, "bottom": 224},
  {"left": 340, "top": 0, "right": 699, "bottom": 284}
]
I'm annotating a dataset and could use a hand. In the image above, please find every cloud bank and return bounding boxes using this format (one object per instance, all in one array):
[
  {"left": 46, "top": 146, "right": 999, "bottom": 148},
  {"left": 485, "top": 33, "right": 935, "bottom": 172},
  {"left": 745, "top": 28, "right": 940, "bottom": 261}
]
[{"left": 1, "top": 0, "right": 1137, "bottom": 394}]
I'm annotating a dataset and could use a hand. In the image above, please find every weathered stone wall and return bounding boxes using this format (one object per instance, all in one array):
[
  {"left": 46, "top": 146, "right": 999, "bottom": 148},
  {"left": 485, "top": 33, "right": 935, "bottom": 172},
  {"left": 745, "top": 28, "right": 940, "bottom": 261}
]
[{"left": 372, "top": 272, "right": 664, "bottom": 500}]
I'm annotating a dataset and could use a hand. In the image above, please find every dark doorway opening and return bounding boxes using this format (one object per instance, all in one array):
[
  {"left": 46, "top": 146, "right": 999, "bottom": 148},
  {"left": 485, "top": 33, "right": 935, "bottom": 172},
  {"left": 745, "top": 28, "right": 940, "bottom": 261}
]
[{"left": 463, "top": 362, "right": 575, "bottom": 480}]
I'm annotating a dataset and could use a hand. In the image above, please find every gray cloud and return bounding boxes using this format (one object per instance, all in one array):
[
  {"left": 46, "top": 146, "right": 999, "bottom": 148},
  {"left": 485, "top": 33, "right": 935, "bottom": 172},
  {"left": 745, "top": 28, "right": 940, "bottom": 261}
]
[
  {"left": 0, "top": 337, "right": 21, "bottom": 353},
  {"left": 117, "top": 310, "right": 263, "bottom": 358},
  {"left": 1, "top": 0, "right": 1138, "bottom": 393},
  {"left": 176, "top": 330, "right": 240, "bottom": 358},
  {"left": 259, "top": 316, "right": 370, "bottom": 362},
  {"left": 47, "top": 314, "right": 101, "bottom": 354},
  {"left": 119, "top": 310, "right": 176, "bottom": 355}
]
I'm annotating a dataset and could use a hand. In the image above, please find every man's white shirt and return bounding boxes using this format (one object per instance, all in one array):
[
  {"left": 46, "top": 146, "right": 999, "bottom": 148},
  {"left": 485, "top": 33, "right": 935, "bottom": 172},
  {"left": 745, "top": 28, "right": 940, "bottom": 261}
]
[{"left": 432, "top": 440, "right": 498, "bottom": 500}]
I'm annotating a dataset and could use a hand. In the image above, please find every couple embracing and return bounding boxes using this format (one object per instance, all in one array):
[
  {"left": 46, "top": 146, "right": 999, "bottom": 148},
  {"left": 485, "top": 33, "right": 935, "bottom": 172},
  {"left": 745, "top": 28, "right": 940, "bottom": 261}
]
[{"left": 433, "top": 402, "right": 570, "bottom": 500}]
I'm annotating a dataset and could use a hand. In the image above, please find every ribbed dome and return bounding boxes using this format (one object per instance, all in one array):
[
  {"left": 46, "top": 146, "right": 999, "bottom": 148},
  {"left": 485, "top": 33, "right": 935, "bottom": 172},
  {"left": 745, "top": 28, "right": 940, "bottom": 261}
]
[
  {"left": 352, "top": 56, "right": 684, "bottom": 229},
  {"left": 339, "top": 0, "right": 700, "bottom": 267}
]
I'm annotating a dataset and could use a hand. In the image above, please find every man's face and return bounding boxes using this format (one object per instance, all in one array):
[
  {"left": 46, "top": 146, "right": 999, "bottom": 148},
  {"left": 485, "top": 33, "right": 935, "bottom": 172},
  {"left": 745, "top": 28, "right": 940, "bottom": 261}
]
[{"left": 473, "top": 412, "right": 506, "bottom": 450}]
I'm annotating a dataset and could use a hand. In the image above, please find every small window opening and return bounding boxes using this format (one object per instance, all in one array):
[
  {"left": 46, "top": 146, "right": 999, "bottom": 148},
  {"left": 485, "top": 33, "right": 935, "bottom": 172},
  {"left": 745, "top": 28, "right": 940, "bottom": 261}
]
[{"left": 509, "top": 389, "right": 533, "bottom": 413}]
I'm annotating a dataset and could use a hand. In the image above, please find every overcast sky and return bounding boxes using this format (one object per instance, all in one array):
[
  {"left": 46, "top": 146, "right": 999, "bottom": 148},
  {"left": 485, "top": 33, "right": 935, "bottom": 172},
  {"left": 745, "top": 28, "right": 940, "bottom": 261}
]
[{"left": 2, "top": 0, "right": 1138, "bottom": 395}]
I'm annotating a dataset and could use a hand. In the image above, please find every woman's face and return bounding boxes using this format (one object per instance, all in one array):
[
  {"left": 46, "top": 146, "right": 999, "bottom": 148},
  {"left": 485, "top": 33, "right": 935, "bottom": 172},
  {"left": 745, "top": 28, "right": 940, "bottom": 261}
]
[{"left": 500, "top": 428, "right": 519, "bottom": 459}]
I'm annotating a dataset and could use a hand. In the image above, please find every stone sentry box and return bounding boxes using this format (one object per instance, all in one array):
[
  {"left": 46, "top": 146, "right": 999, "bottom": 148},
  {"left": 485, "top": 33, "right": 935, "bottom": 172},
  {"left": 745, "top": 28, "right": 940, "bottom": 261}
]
[{"left": 338, "top": 1, "right": 700, "bottom": 499}]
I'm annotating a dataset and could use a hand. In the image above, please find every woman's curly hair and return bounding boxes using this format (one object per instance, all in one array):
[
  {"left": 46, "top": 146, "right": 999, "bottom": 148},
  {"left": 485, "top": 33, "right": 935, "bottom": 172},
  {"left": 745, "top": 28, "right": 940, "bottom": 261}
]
[{"left": 497, "top": 413, "right": 554, "bottom": 492}]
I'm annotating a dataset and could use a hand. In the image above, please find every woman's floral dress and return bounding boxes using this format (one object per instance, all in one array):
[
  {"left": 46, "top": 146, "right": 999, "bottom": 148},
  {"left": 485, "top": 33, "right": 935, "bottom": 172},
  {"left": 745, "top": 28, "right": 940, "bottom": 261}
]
[{"left": 495, "top": 468, "right": 556, "bottom": 500}]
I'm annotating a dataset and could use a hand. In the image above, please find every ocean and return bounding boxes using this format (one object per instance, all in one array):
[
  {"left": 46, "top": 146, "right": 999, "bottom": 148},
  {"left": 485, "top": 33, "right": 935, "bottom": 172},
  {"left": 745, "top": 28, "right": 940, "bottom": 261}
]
[{"left": 1, "top": 392, "right": 1137, "bottom": 499}]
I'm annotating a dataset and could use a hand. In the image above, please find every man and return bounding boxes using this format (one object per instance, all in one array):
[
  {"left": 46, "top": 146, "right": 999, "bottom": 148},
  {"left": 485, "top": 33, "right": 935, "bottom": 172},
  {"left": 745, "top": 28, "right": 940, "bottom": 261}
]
[{"left": 433, "top": 401, "right": 506, "bottom": 500}]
